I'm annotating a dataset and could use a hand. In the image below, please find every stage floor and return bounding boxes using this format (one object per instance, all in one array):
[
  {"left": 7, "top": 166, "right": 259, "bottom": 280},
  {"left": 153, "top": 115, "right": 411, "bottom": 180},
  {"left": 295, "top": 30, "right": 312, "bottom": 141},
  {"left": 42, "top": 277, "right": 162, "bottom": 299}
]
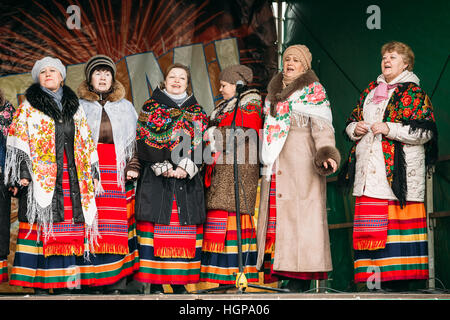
[{"left": 0, "top": 292, "right": 448, "bottom": 300}]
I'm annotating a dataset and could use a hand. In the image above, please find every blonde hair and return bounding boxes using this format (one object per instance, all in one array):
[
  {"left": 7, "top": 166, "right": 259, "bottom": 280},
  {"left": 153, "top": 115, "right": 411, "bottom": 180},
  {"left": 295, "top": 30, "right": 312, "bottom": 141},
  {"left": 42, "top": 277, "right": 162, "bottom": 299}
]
[
  {"left": 159, "top": 63, "right": 192, "bottom": 95},
  {"left": 381, "top": 41, "right": 415, "bottom": 71}
]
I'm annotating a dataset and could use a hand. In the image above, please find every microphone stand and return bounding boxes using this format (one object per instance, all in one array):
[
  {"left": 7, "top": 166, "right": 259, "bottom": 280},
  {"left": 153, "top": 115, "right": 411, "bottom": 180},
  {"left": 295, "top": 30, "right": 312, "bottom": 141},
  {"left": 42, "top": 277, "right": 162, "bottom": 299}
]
[{"left": 196, "top": 86, "right": 288, "bottom": 294}]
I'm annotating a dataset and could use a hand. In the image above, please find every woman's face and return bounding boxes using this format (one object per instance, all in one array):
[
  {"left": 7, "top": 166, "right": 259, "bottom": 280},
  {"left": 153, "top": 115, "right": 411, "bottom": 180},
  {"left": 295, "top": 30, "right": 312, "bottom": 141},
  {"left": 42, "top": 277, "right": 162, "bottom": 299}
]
[
  {"left": 39, "top": 67, "right": 63, "bottom": 92},
  {"left": 381, "top": 50, "right": 407, "bottom": 83},
  {"left": 283, "top": 54, "right": 304, "bottom": 79},
  {"left": 165, "top": 67, "right": 188, "bottom": 95},
  {"left": 91, "top": 69, "right": 113, "bottom": 93},
  {"left": 219, "top": 80, "right": 236, "bottom": 100}
]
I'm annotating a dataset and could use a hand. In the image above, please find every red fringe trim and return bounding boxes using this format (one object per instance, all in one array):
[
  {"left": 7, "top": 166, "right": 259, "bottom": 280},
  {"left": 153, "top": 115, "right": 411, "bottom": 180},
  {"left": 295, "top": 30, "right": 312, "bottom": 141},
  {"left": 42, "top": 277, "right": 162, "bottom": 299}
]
[
  {"left": 94, "top": 244, "right": 129, "bottom": 255},
  {"left": 264, "top": 238, "right": 275, "bottom": 254},
  {"left": 202, "top": 240, "right": 224, "bottom": 253},
  {"left": 354, "top": 240, "right": 387, "bottom": 251},
  {"left": 43, "top": 244, "right": 84, "bottom": 257},
  {"left": 155, "top": 247, "right": 196, "bottom": 259}
]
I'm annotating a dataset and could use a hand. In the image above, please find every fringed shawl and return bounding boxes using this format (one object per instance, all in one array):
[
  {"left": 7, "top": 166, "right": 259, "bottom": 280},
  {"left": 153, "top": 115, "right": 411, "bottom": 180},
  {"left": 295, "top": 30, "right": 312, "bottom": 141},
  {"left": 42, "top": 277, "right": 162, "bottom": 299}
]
[
  {"left": 209, "top": 88, "right": 263, "bottom": 131},
  {"left": 4, "top": 84, "right": 99, "bottom": 254},
  {"left": 136, "top": 87, "right": 208, "bottom": 161},
  {"left": 338, "top": 81, "right": 438, "bottom": 207},
  {"left": 78, "top": 80, "right": 137, "bottom": 191},
  {"left": 0, "top": 91, "right": 15, "bottom": 171},
  {"left": 261, "top": 70, "right": 334, "bottom": 179}
]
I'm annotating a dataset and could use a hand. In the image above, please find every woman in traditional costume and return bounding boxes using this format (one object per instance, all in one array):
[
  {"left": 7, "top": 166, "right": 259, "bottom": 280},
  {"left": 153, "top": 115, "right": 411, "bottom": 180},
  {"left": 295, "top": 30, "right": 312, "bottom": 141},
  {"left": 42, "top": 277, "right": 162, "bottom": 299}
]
[
  {"left": 256, "top": 45, "right": 340, "bottom": 292},
  {"left": 200, "top": 65, "right": 262, "bottom": 288},
  {"left": 132, "top": 63, "right": 208, "bottom": 294},
  {"left": 339, "top": 41, "right": 437, "bottom": 292},
  {"left": 78, "top": 55, "right": 140, "bottom": 293},
  {"left": 4, "top": 57, "right": 100, "bottom": 293},
  {"left": 0, "top": 89, "right": 15, "bottom": 283}
]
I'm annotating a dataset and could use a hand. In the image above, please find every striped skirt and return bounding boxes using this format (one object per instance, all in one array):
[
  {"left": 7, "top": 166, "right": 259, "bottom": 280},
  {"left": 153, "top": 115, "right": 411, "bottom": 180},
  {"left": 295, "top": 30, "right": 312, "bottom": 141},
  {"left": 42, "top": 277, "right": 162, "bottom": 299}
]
[
  {"left": 354, "top": 196, "right": 429, "bottom": 283},
  {"left": 134, "top": 197, "right": 203, "bottom": 285},
  {"left": 9, "top": 219, "right": 138, "bottom": 289},
  {"left": 0, "top": 260, "right": 7, "bottom": 283},
  {"left": 9, "top": 151, "right": 139, "bottom": 289},
  {"left": 200, "top": 210, "right": 259, "bottom": 284}
]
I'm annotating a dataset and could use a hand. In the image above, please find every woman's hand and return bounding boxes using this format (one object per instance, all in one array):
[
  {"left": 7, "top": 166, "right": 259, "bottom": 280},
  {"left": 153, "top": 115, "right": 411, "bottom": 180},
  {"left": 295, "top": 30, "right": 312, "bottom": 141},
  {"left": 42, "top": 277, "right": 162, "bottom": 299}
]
[
  {"left": 9, "top": 187, "right": 19, "bottom": 196},
  {"left": 9, "top": 178, "right": 30, "bottom": 196},
  {"left": 164, "top": 167, "right": 188, "bottom": 179},
  {"left": 172, "top": 167, "right": 188, "bottom": 179},
  {"left": 354, "top": 121, "right": 369, "bottom": 136},
  {"left": 126, "top": 170, "right": 139, "bottom": 180},
  {"left": 162, "top": 167, "right": 174, "bottom": 178},
  {"left": 322, "top": 158, "right": 338, "bottom": 173},
  {"left": 371, "top": 122, "right": 390, "bottom": 136}
]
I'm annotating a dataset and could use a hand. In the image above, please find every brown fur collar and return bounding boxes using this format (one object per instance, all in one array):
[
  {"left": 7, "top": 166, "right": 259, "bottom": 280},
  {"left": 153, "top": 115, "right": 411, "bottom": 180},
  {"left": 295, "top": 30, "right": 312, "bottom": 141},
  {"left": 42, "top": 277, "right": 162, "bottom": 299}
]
[
  {"left": 77, "top": 80, "right": 126, "bottom": 102},
  {"left": 267, "top": 69, "right": 319, "bottom": 116}
]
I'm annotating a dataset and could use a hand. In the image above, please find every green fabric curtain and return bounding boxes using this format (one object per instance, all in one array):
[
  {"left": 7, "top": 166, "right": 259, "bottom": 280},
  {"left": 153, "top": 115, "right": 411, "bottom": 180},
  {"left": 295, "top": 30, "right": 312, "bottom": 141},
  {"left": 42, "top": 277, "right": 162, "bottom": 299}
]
[{"left": 282, "top": 0, "right": 450, "bottom": 291}]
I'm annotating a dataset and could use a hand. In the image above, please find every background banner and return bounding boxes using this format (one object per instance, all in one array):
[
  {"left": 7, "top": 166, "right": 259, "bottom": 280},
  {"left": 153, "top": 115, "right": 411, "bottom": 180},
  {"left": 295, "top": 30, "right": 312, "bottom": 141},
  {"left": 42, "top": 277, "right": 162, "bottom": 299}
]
[
  {"left": 0, "top": 0, "right": 277, "bottom": 293},
  {"left": 0, "top": 0, "right": 278, "bottom": 115}
]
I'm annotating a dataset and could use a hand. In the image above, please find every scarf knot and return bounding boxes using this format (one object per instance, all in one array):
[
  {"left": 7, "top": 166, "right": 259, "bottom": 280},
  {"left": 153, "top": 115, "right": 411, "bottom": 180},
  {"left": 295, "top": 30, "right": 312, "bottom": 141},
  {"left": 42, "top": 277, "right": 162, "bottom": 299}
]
[{"left": 373, "top": 82, "right": 399, "bottom": 104}]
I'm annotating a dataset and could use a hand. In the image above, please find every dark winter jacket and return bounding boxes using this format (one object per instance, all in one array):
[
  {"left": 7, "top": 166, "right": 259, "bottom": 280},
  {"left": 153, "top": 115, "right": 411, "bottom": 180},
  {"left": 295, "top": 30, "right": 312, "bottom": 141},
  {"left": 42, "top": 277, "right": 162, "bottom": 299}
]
[
  {"left": 17, "top": 83, "right": 88, "bottom": 224},
  {"left": 134, "top": 88, "right": 207, "bottom": 226},
  {"left": 0, "top": 89, "right": 13, "bottom": 257},
  {"left": 205, "top": 88, "right": 263, "bottom": 214}
]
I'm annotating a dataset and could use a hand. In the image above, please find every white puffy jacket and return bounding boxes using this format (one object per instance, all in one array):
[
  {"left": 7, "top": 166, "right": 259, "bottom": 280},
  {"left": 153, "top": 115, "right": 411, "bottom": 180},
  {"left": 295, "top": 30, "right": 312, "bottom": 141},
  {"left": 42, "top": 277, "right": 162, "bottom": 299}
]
[{"left": 346, "top": 71, "right": 433, "bottom": 202}]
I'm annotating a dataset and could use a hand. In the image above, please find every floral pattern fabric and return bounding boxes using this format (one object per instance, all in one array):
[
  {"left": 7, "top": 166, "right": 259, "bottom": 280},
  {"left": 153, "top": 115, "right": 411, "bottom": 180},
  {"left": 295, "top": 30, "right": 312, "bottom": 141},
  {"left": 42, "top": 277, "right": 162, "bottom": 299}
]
[
  {"left": 0, "top": 99, "right": 15, "bottom": 170},
  {"left": 136, "top": 98, "right": 208, "bottom": 154},
  {"left": 261, "top": 81, "right": 332, "bottom": 177},
  {"left": 343, "top": 81, "right": 436, "bottom": 186},
  {"left": 0, "top": 100, "right": 14, "bottom": 138},
  {"left": 5, "top": 100, "right": 98, "bottom": 232}
]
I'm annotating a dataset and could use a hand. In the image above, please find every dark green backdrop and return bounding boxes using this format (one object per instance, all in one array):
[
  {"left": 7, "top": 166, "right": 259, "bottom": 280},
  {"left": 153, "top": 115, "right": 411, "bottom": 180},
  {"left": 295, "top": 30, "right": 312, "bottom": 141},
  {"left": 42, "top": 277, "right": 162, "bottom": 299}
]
[{"left": 282, "top": 0, "right": 450, "bottom": 292}]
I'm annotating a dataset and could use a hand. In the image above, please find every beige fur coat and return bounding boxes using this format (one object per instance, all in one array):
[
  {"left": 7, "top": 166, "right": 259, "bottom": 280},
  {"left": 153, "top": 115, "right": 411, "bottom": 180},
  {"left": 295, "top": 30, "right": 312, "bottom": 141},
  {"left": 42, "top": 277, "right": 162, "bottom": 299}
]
[{"left": 256, "top": 70, "right": 341, "bottom": 273}]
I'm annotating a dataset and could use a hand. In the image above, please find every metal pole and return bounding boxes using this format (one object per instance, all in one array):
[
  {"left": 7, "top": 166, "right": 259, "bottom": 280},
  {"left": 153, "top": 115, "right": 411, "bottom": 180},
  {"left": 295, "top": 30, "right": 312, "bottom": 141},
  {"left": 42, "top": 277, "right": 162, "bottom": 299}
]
[
  {"left": 277, "top": 0, "right": 283, "bottom": 70},
  {"left": 426, "top": 167, "right": 435, "bottom": 290}
]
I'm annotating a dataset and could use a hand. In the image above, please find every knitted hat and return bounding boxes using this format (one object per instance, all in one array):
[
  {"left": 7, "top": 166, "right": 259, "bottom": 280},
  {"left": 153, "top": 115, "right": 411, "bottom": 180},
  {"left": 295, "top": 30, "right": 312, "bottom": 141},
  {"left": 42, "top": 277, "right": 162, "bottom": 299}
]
[
  {"left": 84, "top": 55, "right": 116, "bottom": 83},
  {"left": 31, "top": 57, "right": 66, "bottom": 83},
  {"left": 283, "top": 45, "right": 312, "bottom": 71},
  {"left": 219, "top": 65, "right": 253, "bottom": 85}
]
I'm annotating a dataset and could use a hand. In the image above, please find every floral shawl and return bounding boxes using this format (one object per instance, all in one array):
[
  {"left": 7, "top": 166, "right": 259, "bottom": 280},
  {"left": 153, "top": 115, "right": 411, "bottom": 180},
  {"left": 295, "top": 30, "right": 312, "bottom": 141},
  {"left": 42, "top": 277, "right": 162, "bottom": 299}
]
[
  {"left": 136, "top": 87, "right": 208, "bottom": 159},
  {"left": 261, "top": 71, "right": 333, "bottom": 179},
  {"left": 338, "top": 80, "right": 438, "bottom": 207},
  {"left": 0, "top": 96, "right": 15, "bottom": 171},
  {"left": 209, "top": 88, "right": 263, "bottom": 131},
  {"left": 4, "top": 99, "right": 99, "bottom": 246}
]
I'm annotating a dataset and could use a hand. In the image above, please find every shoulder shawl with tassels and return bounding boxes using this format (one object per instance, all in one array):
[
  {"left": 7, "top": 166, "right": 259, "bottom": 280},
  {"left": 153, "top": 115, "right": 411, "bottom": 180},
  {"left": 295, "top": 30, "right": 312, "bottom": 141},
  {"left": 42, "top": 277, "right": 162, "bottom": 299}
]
[
  {"left": 209, "top": 88, "right": 263, "bottom": 131},
  {"left": 261, "top": 69, "right": 333, "bottom": 178},
  {"left": 4, "top": 84, "right": 99, "bottom": 247},
  {"left": 338, "top": 81, "right": 438, "bottom": 207},
  {"left": 78, "top": 80, "right": 137, "bottom": 191},
  {"left": 136, "top": 87, "right": 208, "bottom": 159},
  {"left": 0, "top": 91, "right": 15, "bottom": 171}
]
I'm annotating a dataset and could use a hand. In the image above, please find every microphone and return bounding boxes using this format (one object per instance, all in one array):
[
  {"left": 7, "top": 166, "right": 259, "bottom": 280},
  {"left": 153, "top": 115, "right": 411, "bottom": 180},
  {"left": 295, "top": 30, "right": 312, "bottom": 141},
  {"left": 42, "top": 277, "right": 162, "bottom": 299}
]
[{"left": 235, "top": 80, "right": 245, "bottom": 95}]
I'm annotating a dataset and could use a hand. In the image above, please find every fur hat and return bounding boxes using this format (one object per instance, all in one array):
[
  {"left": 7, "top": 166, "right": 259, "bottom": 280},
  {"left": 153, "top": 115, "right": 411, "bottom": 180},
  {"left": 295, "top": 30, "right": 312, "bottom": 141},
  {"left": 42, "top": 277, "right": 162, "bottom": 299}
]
[
  {"left": 283, "top": 45, "right": 312, "bottom": 71},
  {"left": 219, "top": 64, "right": 253, "bottom": 85},
  {"left": 84, "top": 55, "right": 116, "bottom": 83},
  {"left": 31, "top": 56, "right": 66, "bottom": 83}
]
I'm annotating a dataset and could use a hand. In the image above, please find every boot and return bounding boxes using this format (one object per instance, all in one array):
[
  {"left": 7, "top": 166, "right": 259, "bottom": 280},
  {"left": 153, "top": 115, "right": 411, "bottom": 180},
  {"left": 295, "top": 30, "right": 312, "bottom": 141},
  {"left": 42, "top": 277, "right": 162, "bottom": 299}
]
[
  {"left": 150, "top": 284, "right": 164, "bottom": 294},
  {"left": 34, "top": 288, "right": 50, "bottom": 295},
  {"left": 171, "top": 284, "right": 188, "bottom": 294},
  {"left": 286, "top": 279, "right": 311, "bottom": 293}
]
